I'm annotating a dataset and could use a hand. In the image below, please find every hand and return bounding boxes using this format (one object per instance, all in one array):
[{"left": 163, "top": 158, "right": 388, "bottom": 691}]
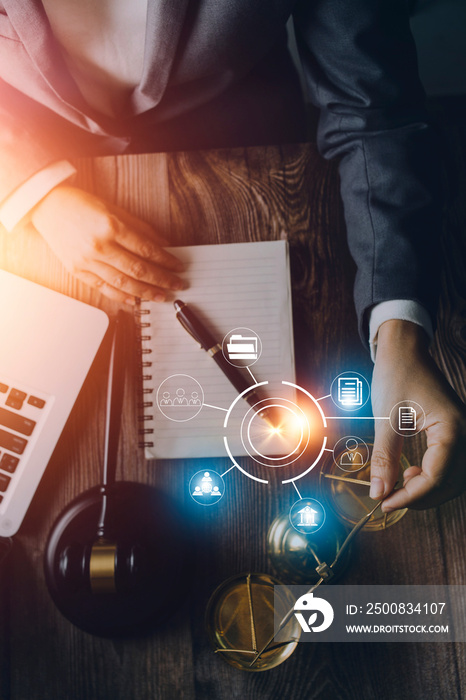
[
  {"left": 30, "top": 184, "right": 186, "bottom": 305},
  {"left": 369, "top": 320, "right": 466, "bottom": 511}
]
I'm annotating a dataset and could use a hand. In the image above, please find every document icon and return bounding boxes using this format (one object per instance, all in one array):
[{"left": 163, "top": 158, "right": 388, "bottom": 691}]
[
  {"left": 337, "top": 377, "right": 363, "bottom": 407},
  {"left": 398, "top": 406, "right": 416, "bottom": 431}
]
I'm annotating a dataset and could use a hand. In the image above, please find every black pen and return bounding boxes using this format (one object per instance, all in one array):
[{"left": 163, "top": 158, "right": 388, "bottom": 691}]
[{"left": 174, "top": 300, "right": 277, "bottom": 428}]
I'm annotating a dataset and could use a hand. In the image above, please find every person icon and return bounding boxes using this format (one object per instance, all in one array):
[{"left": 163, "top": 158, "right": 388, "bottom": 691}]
[
  {"left": 339, "top": 438, "right": 363, "bottom": 468},
  {"left": 192, "top": 485, "right": 202, "bottom": 497},
  {"left": 173, "top": 387, "right": 188, "bottom": 406},
  {"left": 159, "top": 391, "right": 172, "bottom": 406},
  {"left": 201, "top": 472, "right": 213, "bottom": 494},
  {"left": 189, "top": 391, "right": 201, "bottom": 406},
  {"left": 212, "top": 485, "right": 222, "bottom": 497}
]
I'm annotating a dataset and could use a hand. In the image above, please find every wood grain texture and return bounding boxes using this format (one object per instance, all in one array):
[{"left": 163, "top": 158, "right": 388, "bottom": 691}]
[{"left": 0, "top": 136, "right": 464, "bottom": 700}]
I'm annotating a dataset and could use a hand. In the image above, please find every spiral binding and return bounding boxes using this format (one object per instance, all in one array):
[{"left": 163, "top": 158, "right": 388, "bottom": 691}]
[{"left": 135, "top": 300, "right": 154, "bottom": 449}]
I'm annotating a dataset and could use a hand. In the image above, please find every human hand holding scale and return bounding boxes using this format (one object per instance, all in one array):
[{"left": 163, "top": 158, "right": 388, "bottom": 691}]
[
  {"left": 175, "top": 300, "right": 466, "bottom": 512},
  {"left": 167, "top": 302, "right": 466, "bottom": 670},
  {"left": 370, "top": 320, "right": 466, "bottom": 511}
]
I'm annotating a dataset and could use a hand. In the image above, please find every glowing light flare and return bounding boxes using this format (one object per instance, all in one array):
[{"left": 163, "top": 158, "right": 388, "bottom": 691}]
[
  {"left": 273, "top": 414, "right": 305, "bottom": 442},
  {"left": 250, "top": 404, "right": 320, "bottom": 461},
  {"left": 225, "top": 381, "right": 328, "bottom": 479},
  {"left": 243, "top": 402, "right": 310, "bottom": 466},
  {"left": 268, "top": 409, "right": 317, "bottom": 447}
]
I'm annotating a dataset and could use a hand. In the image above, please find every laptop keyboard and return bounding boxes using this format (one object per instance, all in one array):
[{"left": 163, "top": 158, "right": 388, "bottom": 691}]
[{"left": 0, "top": 377, "right": 52, "bottom": 507}]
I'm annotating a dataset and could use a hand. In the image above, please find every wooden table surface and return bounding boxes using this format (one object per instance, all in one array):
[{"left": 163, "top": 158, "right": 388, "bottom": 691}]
[{"left": 0, "top": 136, "right": 465, "bottom": 700}]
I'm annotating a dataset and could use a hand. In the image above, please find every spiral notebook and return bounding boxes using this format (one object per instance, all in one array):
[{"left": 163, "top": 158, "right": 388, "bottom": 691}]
[{"left": 139, "top": 240, "right": 295, "bottom": 459}]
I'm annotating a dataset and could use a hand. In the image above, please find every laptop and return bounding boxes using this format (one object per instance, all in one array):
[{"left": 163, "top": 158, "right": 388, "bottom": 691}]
[{"left": 0, "top": 270, "right": 109, "bottom": 536}]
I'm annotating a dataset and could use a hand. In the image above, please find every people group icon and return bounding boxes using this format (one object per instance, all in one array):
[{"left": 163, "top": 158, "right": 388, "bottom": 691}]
[
  {"left": 158, "top": 388, "right": 202, "bottom": 407},
  {"left": 192, "top": 471, "right": 222, "bottom": 498},
  {"left": 190, "top": 470, "right": 225, "bottom": 506},
  {"left": 157, "top": 374, "right": 204, "bottom": 422}
]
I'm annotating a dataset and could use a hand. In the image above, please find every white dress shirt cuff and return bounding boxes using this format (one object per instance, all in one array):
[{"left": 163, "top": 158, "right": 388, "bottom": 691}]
[
  {"left": 0, "top": 160, "right": 76, "bottom": 231},
  {"left": 369, "top": 300, "right": 434, "bottom": 362}
]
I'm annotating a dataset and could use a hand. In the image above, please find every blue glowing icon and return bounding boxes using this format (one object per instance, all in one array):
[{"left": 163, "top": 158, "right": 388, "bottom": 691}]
[
  {"left": 289, "top": 498, "right": 326, "bottom": 534},
  {"left": 330, "top": 371, "right": 370, "bottom": 411},
  {"left": 189, "top": 470, "right": 225, "bottom": 506},
  {"left": 337, "top": 377, "right": 362, "bottom": 406}
]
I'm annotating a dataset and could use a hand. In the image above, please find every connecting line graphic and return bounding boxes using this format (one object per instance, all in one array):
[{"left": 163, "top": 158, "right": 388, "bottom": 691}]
[
  {"left": 219, "top": 465, "right": 236, "bottom": 478},
  {"left": 325, "top": 416, "right": 390, "bottom": 420},
  {"left": 316, "top": 394, "right": 331, "bottom": 402},
  {"left": 291, "top": 480, "right": 302, "bottom": 499},
  {"left": 203, "top": 403, "right": 228, "bottom": 412},
  {"left": 246, "top": 366, "right": 258, "bottom": 384}
]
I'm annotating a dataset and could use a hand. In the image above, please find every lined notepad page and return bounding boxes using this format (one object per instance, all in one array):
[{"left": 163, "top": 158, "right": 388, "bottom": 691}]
[{"left": 141, "top": 240, "right": 295, "bottom": 459}]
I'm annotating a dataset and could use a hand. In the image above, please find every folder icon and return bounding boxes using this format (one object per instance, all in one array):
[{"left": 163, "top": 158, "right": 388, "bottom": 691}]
[{"left": 226, "top": 334, "right": 258, "bottom": 360}]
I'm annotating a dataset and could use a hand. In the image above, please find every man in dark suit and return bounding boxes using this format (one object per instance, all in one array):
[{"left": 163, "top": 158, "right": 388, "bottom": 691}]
[{"left": 0, "top": 0, "right": 465, "bottom": 511}]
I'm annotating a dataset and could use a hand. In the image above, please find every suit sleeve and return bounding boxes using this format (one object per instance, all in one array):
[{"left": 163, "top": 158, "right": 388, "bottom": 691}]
[
  {"left": 0, "top": 79, "right": 68, "bottom": 204},
  {"left": 293, "top": 0, "right": 442, "bottom": 343},
  {"left": 0, "top": 160, "right": 76, "bottom": 231}
]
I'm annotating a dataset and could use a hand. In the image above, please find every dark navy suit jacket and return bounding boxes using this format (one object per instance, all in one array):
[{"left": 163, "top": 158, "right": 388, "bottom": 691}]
[{"left": 0, "top": 0, "right": 441, "bottom": 339}]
